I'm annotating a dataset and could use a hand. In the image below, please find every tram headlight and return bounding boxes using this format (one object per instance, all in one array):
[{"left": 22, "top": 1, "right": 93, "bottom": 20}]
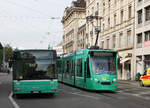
[
  {"left": 113, "top": 78, "right": 116, "bottom": 82},
  {"left": 95, "top": 78, "right": 98, "bottom": 81}
]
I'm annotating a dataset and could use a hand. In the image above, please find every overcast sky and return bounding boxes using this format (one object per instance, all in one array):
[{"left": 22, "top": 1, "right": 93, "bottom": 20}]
[{"left": 0, "top": 0, "right": 71, "bottom": 49}]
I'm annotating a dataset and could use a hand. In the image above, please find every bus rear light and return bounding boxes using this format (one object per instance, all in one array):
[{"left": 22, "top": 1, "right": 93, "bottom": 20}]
[
  {"left": 52, "top": 90, "right": 56, "bottom": 91},
  {"left": 112, "top": 81, "right": 114, "bottom": 84}
]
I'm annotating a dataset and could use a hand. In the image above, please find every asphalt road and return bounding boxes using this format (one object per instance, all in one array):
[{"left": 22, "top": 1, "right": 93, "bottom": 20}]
[
  {"left": 0, "top": 73, "right": 13, "bottom": 108},
  {"left": 0, "top": 73, "right": 150, "bottom": 108}
]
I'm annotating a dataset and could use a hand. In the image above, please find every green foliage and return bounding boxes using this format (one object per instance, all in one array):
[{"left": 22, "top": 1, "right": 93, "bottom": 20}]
[
  {"left": 0, "top": 50, "right": 2, "bottom": 68},
  {"left": 0, "top": 42, "right": 3, "bottom": 68},
  {"left": 0, "top": 44, "right": 13, "bottom": 68},
  {"left": 4, "top": 44, "right": 13, "bottom": 62},
  {"left": 0, "top": 42, "right": 3, "bottom": 49}
]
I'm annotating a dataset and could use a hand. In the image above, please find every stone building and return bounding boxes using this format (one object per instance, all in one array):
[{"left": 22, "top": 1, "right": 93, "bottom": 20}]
[
  {"left": 61, "top": 0, "right": 86, "bottom": 53},
  {"left": 86, "top": 0, "right": 135, "bottom": 80},
  {"left": 135, "top": 0, "right": 150, "bottom": 77}
]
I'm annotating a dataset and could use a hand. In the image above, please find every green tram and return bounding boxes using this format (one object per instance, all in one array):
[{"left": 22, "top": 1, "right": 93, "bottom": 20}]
[
  {"left": 11, "top": 50, "right": 58, "bottom": 95},
  {"left": 57, "top": 49, "right": 118, "bottom": 91}
]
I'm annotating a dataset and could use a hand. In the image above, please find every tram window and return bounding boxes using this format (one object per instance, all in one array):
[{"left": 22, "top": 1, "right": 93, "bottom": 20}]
[
  {"left": 66, "top": 61, "right": 70, "bottom": 78},
  {"left": 77, "top": 59, "right": 82, "bottom": 77},
  {"left": 69, "top": 61, "right": 72, "bottom": 79},
  {"left": 71, "top": 60, "right": 74, "bottom": 76},
  {"left": 87, "top": 57, "right": 91, "bottom": 78},
  {"left": 64, "top": 61, "right": 67, "bottom": 78},
  {"left": 62, "top": 62, "right": 64, "bottom": 74},
  {"left": 58, "top": 61, "right": 61, "bottom": 74}
]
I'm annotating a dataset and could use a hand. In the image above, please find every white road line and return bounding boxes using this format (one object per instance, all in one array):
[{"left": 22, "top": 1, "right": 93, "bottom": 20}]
[
  {"left": 8, "top": 92, "right": 20, "bottom": 108},
  {"left": 68, "top": 92, "right": 99, "bottom": 100}
]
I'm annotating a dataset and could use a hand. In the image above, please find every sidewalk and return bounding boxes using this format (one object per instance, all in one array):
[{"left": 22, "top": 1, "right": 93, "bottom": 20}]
[
  {"left": 0, "top": 72, "right": 9, "bottom": 76},
  {"left": 118, "top": 80, "right": 139, "bottom": 87}
]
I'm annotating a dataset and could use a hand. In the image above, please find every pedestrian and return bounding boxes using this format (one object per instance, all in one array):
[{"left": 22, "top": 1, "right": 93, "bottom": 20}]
[{"left": 137, "top": 73, "right": 141, "bottom": 81}]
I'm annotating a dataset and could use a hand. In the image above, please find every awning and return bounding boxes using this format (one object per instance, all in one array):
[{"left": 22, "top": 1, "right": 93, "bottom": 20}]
[{"left": 120, "top": 57, "right": 131, "bottom": 64}]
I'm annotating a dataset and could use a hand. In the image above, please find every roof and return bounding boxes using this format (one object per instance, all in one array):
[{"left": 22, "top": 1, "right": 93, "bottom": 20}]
[{"left": 61, "top": 0, "right": 86, "bottom": 23}]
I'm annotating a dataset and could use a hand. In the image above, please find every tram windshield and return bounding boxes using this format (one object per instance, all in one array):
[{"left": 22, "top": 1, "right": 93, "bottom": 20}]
[
  {"left": 90, "top": 52, "right": 116, "bottom": 75},
  {"left": 13, "top": 50, "right": 57, "bottom": 80}
]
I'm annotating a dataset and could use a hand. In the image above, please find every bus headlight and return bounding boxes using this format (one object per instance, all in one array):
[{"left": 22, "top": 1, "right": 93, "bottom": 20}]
[{"left": 113, "top": 78, "right": 116, "bottom": 82}]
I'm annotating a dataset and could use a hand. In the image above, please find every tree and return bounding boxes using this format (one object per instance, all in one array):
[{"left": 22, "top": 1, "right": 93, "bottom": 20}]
[
  {"left": 0, "top": 42, "right": 3, "bottom": 68},
  {"left": 4, "top": 44, "right": 13, "bottom": 63},
  {"left": 0, "top": 42, "right": 3, "bottom": 49}
]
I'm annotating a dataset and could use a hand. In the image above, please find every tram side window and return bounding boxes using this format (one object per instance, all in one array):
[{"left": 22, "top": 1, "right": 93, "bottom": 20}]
[
  {"left": 58, "top": 61, "right": 62, "bottom": 74},
  {"left": 57, "top": 61, "right": 61, "bottom": 74},
  {"left": 69, "top": 61, "right": 72, "bottom": 79},
  {"left": 66, "top": 61, "right": 70, "bottom": 78},
  {"left": 71, "top": 60, "right": 74, "bottom": 76},
  {"left": 64, "top": 61, "right": 67, "bottom": 78},
  {"left": 62, "top": 62, "right": 65, "bottom": 75},
  {"left": 87, "top": 57, "right": 91, "bottom": 78},
  {"left": 77, "top": 59, "right": 82, "bottom": 77}
]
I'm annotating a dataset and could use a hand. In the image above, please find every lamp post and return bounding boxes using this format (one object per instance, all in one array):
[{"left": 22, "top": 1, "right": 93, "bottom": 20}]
[{"left": 86, "top": 15, "right": 102, "bottom": 49}]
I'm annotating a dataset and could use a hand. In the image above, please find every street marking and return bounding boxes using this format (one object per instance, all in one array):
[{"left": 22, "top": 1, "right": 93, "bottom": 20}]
[
  {"left": 9, "top": 92, "right": 20, "bottom": 108},
  {"left": 0, "top": 81, "right": 2, "bottom": 85},
  {"left": 68, "top": 92, "right": 99, "bottom": 100}
]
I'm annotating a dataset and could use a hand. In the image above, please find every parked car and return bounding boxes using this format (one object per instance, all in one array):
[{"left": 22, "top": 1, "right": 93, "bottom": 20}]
[{"left": 139, "top": 68, "right": 150, "bottom": 87}]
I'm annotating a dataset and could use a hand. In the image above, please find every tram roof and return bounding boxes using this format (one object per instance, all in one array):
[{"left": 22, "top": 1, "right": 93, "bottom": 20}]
[{"left": 60, "top": 49, "right": 117, "bottom": 58}]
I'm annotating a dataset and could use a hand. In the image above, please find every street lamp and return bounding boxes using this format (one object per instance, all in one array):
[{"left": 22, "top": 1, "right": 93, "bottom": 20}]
[{"left": 86, "top": 15, "right": 102, "bottom": 49}]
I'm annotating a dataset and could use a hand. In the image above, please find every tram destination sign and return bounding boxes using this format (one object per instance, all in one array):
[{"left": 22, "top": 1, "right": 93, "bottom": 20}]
[{"left": 93, "top": 52, "right": 113, "bottom": 56}]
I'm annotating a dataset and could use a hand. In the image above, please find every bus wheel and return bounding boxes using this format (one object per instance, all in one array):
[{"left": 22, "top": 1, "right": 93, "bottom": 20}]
[{"left": 139, "top": 81, "right": 144, "bottom": 87}]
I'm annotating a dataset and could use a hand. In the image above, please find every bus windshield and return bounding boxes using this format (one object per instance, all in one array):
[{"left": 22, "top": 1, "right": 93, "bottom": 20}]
[
  {"left": 90, "top": 52, "right": 116, "bottom": 75},
  {"left": 13, "top": 50, "right": 57, "bottom": 80}
]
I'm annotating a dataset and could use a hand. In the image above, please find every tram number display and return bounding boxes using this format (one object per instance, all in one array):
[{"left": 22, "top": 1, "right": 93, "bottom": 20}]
[{"left": 93, "top": 52, "right": 113, "bottom": 56}]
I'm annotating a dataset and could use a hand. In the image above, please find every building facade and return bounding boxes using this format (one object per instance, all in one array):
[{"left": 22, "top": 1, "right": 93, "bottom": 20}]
[
  {"left": 135, "top": 0, "right": 150, "bottom": 77},
  {"left": 86, "top": 0, "right": 101, "bottom": 48},
  {"left": 61, "top": 0, "right": 86, "bottom": 53}
]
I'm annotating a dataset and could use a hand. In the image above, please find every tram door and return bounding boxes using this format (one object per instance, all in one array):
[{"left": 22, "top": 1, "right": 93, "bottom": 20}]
[
  {"left": 75, "top": 58, "right": 85, "bottom": 88},
  {"left": 84, "top": 57, "right": 90, "bottom": 89}
]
